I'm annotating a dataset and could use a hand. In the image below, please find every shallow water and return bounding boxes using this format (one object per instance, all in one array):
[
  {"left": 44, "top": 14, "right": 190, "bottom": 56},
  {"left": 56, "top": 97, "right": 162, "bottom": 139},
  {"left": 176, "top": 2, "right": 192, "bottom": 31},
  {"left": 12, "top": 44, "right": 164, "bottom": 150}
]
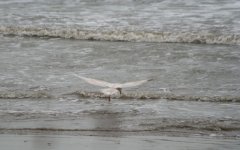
[
  {"left": 1, "top": 0, "right": 240, "bottom": 145},
  {"left": 0, "top": 36, "right": 240, "bottom": 97},
  {"left": 1, "top": 98, "right": 240, "bottom": 135},
  {"left": 0, "top": 36, "right": 240, "bottom": 137},
  {"left": 1, "top": 134, "right": 239, "bottom": 150}
]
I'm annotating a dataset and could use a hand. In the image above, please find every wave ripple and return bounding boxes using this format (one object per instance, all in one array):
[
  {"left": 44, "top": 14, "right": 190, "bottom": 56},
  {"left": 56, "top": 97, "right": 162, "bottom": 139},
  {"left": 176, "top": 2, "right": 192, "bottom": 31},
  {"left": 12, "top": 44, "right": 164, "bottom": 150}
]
[
  {"left": 72, "top": 91, "right": 240, "bottom": 102},
  {"left": 1, "top": 25, "right": 240, "bottom": 45}
]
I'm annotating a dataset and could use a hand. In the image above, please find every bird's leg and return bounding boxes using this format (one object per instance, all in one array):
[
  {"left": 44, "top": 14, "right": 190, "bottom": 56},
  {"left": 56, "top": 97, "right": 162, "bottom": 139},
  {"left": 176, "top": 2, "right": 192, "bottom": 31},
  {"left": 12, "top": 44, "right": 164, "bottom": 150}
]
[{"left": 108, "top": 96, "right": 111, "bottom": 102}]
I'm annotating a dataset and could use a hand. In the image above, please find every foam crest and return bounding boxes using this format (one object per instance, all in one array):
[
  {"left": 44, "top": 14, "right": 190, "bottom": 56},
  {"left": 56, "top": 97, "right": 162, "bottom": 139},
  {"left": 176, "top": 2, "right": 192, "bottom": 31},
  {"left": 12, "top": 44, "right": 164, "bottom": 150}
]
[
  {"left": 0, "top": 91, "right": 52, "bottom": 99},
  {"left": 1, "top": 90, "right": 240, "bottom": 102},
  {"left": 72, "top": 91, "right": 240, "bottom": 102},
  {"left": 0, "top": 25, "right": 239, "bottom": 45}
]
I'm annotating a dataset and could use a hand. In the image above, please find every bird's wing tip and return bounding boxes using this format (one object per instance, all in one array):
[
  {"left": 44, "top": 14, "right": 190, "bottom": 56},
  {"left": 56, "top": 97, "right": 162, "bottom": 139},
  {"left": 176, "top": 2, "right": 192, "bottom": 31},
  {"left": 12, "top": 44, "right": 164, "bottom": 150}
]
[{"left": 148, "top": 79, "right": 154, "bottom": 81}]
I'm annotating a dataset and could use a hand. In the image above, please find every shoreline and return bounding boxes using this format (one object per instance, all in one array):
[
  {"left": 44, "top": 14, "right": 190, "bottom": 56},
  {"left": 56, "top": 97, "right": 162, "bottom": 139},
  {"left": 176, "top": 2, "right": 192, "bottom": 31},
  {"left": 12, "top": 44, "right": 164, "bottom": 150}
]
[{"left": 0, "top": 133, "right": 239, "bottom": 150}]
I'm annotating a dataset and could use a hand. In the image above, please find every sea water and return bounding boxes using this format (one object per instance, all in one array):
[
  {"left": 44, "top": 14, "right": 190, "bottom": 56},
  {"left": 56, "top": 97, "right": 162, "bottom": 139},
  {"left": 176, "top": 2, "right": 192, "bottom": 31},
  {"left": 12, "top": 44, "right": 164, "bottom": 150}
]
[{"left": 0, "top": 0, "right": 240, "bottom": 144}]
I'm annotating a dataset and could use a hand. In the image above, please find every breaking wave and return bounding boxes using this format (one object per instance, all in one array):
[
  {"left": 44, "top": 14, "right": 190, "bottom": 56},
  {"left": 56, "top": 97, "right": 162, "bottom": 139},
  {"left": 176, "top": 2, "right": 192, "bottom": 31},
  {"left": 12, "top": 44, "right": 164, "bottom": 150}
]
[
  {"left": 0, "top": 25, "right": 240, "bottom": 45},
  {"left": 139, "top": 118, "right": 240, "bottom": 132},
  {"left": 1, "top": 118, "right": 240, "bottom": 132},
  {"left": 0, "top": 91, "right": 52, "bottom": 99},
  {"left": 72, "top": 91, "right": 240, "bottom": 102},
  {"left": 1, "top": 90, "right": 240, "bottom": 102}
]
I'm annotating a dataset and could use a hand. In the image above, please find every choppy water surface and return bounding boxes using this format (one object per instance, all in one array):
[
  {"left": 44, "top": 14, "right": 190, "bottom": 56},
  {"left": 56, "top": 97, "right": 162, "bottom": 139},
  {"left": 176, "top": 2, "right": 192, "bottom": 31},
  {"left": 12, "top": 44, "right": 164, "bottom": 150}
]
[
  {"left": 0, "top": 0, "right": 240, "bottom": 146},
  {"left": 0, "top": 0, "right": 240, "bottom": 44},
  {"left": 0, "top": 36, "right": 240, "bottom": 138}
]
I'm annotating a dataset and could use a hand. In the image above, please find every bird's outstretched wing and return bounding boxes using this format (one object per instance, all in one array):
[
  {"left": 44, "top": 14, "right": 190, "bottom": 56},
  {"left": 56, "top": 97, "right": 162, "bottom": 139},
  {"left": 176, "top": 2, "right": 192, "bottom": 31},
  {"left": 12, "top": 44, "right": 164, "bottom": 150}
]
[
  {"left": 120, "top": 79, "right": 153, "bottom": 88},
  {"left": 73, "top": 74, "right": 113, "bottom": 88}
]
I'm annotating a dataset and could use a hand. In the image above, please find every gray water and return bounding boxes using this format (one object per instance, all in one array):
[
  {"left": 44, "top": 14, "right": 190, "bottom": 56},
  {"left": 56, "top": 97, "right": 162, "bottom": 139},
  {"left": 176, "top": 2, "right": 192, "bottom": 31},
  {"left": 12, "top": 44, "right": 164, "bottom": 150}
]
[
  {"left": 0, "top": 0, "right": 240, "bottom": 148},
  {"left": 1, "top": 36, "right": 240, "bottom": 137},
  {"left": 0, "top": 0, "right": 240, "bottom": 44}
]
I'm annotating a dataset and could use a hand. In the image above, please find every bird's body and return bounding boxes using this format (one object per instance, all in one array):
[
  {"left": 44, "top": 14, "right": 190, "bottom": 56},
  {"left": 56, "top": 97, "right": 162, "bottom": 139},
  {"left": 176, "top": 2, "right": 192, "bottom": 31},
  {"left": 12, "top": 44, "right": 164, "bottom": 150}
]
[
  {"left": 74, "top": 74, "right": 152, "bottom": 101},
  {"left": 100, "top": 88, "right": 119, "bottom": 101}
]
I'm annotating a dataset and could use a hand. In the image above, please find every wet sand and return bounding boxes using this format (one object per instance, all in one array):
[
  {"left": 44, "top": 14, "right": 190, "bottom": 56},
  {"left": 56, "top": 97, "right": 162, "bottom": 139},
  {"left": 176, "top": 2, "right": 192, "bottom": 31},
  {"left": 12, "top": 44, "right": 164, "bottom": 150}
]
[{"left": 0, "top": 133, "right": 239, "bottom": 150}]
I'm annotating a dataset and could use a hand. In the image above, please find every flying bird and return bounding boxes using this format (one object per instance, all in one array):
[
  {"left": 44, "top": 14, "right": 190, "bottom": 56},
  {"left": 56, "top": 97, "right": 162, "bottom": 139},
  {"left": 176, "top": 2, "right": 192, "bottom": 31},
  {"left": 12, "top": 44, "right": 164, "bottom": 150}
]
[{"left": 73, "top": 74, "right": 152, "bottom": 101}]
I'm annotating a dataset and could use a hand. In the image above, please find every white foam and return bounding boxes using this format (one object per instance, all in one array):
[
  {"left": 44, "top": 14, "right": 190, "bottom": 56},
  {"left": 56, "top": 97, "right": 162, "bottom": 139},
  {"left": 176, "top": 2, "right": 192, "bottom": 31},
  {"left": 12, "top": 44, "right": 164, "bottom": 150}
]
[{"left": 0, "top": 25, "right": 239, "bottom": 45}]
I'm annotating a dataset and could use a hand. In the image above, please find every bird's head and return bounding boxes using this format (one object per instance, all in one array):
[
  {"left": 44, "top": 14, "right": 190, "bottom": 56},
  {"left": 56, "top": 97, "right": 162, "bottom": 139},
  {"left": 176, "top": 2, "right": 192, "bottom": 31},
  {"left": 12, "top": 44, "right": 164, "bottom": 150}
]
[{"left": 116, "top": 88, "right": 122, "bottom": 94}]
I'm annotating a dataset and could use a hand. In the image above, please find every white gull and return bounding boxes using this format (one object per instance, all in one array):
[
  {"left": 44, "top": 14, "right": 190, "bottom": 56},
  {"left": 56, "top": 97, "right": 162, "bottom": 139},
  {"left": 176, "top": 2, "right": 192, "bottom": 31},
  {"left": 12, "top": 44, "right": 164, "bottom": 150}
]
[{"left": 73, "top": 74, "right": 152, "bottom": 101}]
